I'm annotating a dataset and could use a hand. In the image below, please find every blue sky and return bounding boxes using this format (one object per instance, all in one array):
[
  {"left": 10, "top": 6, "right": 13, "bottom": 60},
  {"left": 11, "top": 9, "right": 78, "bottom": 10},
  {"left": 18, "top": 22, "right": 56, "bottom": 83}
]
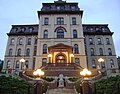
[{"left": 0, "top": 0, "right": 120, "bottom": 60}]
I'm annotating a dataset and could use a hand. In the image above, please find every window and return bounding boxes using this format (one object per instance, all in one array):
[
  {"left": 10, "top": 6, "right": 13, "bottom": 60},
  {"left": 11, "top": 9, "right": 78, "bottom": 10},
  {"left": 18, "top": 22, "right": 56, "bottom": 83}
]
[
  {"left": 99, "top": 48, "right": 103, "bottom": 55},
  {"left": 74, "top": 44, "right": 79, "bottom": 54},
  {"left": 95, "top": 27, "right": 99, "bottom": 31},
  {"left": 72, "top": 17, "right": 76, "bottom": 25},
  {"left": 97, "top": 38, "right": 102, "bottom": 44},
  {"left": 89, "top": 38, "right": 93, "bottom": 44},
  {"left": 57, "top": 29, "right": 64, "bottom": 38},
  {"left": 10, "top": 38, "right": 15, "bottom": 45},
  {"left": 110, "top": 59, "right": 115, "bottom": 68},
  {"left": 34, "top": 46, "right": 37, "bottom": 56},
  {"left": 75, "top": 58, "right": 80, "bottom": 65},
  {"left": 56, "top": 6, "right": 65, "bottom": 10},
  {"left": 57, "top": 17, "right": 64, "bottom": 25},
  {"left": 42, "top": 58, "right": 47, "bottom": 66},
  {"left": 44, "top": 18, "right": 49, "bottom": 25},
  {"left": 17, "top": 48, "right": 21, "bottom": 56},
  {"left": 87, "top": 27, "right": 94, "bottom": 32},
  {"left": 73, "top": 30, "right": 77, "bottom": 38},
  {"left": 25, "top": 60, "right": 29, "bottom": 68},
  {"left": 102, "top": 27, "right": 108, "bottom": 32},
  {"left": 108, "top": 48, "right": 112, "bottom": 55},
  {"left": 27, "top": 38, "right": 31, "bottom": 45},
  {"left": 92, "top": 59, "right": 96, "bottom": 69},
  {"left": 21, "top": 27, "right": 25, "bottom": 32},
  {"left": 34, "top": 37, "right": 37, "bottom": 44},
  {"left": 6, "top": 60, "right": 11, "bottom": 68},
  {"left": 43, "top": 44, "right": 47, "bottom": 54},
  {"left": 16, "top": 60, "right": 19, "bottom": 68},
  {"left": 26, "top": 48, "right": 30, "bottom": 56},
  {"left": 19, "top": 38, "right": 23, "bottom": 45},
  {"left": 9, "top": 48, "right": 13, "bottom": 56},
  {"left": 90, "top": 48, "right": 94, "bottom": 55},
  {"left": 106, "top": 38, "right": 110, "bottom": 44},
  {"left": 43, "top": 30, "right": 48, "bottom": 38},
  {"left": 71, "top": 5, "right": 76, "bottom": 10},
  {"left": 29, "top": 27, "right": 33, "bottom": 32}
]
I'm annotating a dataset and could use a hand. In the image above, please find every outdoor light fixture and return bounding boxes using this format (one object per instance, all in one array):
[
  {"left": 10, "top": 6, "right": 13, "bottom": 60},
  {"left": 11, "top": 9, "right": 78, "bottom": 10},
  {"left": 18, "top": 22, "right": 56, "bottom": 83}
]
[
  {"left": 33, "top": 69, "right": 44, "bottom": 79},
  {"left": 80, "top": 68, "right": 92, "bottom": 77},
  {"left": 19, "top": 58, "right": 25, "bottom": 71},
  {"left": 98, "top": 58, "right": 104, "bottom": 69}
]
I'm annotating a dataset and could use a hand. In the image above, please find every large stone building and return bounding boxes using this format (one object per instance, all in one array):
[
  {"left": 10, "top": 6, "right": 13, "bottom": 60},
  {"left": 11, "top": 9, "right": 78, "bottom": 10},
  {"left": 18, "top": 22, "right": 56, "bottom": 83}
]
[{"left": 3, "top": 0, "right": 118, "bottom": 76}]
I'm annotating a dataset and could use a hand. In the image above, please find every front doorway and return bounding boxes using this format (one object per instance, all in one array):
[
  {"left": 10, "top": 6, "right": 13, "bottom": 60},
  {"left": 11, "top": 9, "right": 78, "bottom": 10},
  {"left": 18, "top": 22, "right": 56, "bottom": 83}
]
[{"left": 56, "top": 54, "right": 66, "bottom": 63}]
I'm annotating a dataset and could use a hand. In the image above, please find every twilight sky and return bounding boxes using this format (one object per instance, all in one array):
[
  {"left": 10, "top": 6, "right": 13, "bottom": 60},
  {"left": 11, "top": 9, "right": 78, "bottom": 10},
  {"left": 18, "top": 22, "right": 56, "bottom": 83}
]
[{"left": 0, "top": 0, "right": 120, "bottom": 60}]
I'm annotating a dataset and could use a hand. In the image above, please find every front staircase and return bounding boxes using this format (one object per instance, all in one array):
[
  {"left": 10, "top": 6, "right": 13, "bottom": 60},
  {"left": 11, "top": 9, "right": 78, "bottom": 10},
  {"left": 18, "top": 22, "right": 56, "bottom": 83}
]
[
  {"left": 41, "top": 63, "right": 83, "bottom": 77},
  {"left": 48, "top": 88, "right": 76, "bottom": 94}
]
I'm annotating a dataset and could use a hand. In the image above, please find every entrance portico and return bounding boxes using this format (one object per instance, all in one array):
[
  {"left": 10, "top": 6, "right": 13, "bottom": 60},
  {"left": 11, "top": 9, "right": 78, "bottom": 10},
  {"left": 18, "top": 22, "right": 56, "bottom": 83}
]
[{"left": 48, "top": 43, "right": 74, "bottom": 63}]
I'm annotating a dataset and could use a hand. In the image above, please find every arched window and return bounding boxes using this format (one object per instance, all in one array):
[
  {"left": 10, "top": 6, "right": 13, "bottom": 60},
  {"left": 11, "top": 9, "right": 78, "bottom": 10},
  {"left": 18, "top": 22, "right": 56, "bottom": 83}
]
[
  {"left": 17, "top": 48, "right": 21, "bottom": 56},
  {"left": 6, "top": 60, "right": 11, "bottom": 68},
  {"left": 19, "top": 38, "right": 23, "bottom": 45},
  {"left": 110, "top": 59, "right": 115, "bottom": 68},
  {"left": 108, "top": 48, "right": 112, "bottom": 55},
  {"left": 25, "top": 60, "right": 29, "bottom": 68},
  {"left": 74, "top": 44, "right": 79, "bottom": 54},
  {"left": 44, "top": 30, "right": 48, "bottom": 38},
  {"left": 106, "top": 38, "right": 110, "bottom": 44},
  {"left": 16, "top": 60, "right": 20, "bottom": 68},
  {"left": 97, "top": 38, "right": 102, "bottom": 44},
  {"left": 43, "top": 44, "right": 47, "bottom": 54},
  {"left": 99, "top": 48, "right": 103, "bottom": 55},
  {"left": 92, "top": 59, "right": 96, "bottom": 69},
  {"left": 9, "top": 48, "right": 13, "bottom": 56},
  {"left": 90, "top": 48, "right": 94, "bottom": 55},
  {"left": 73, "top": 30, "right": 77, "bottom": 38},
  {"left": 57, "top": 29, "right": 64, "bottom": 38},
  {"left": 10, "top": 38, "right": 15, "bottom": 45},
  {"left": 42, "top": 58, "right": 47, "bottom": 66},
  {"left": 27, "top": 38, "right": 31, "bottom": 45},
  {"left": 89, "top": 38, "right": 93, "bottom": 44},
  {"left": 26, "top": 48, "right": 30, "bottom": 56}
]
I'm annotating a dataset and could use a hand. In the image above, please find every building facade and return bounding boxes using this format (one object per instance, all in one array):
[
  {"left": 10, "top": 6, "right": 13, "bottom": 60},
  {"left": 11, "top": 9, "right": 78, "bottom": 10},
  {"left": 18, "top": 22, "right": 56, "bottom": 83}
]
[{"left": 3, "top": 0, "right": 118, "bottom": 75}]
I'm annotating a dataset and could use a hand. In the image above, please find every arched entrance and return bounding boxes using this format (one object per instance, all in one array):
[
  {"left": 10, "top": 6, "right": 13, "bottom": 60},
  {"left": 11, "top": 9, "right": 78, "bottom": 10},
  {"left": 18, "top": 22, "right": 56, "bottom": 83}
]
[{"left": 56, "top": 53, "right": 66, "bottom": 63}]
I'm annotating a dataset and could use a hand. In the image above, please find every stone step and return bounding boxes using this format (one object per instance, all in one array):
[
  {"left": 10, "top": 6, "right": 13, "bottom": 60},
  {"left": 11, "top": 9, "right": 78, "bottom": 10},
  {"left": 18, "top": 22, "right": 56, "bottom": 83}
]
[{"left": 48, "top": 88, "right": 76, "bottom": 94}]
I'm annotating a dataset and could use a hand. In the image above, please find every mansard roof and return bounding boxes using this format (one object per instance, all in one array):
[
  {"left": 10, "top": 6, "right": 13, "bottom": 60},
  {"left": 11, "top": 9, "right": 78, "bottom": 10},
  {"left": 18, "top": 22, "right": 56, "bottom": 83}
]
[{"left": 7, "top": 24, "right": 113, "bottom": 36}]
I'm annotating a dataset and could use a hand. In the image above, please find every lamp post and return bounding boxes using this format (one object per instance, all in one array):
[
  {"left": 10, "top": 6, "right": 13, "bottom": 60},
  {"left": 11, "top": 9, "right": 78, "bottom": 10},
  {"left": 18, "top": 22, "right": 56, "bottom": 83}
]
[
  {"left": 33, "top": 69, "right": 44, "bottom": 94},
  {"left": 98, "top": 58, "right": 104, "bottom": 69},
  {"left": 98, "top": 58, "right": 107, "bottom": 76},
  {"left": 19, "top": 58, "right": 25, "bottom": 72},
  {"left": 80, "top": 68, "right": 92, "bottom": 94}
]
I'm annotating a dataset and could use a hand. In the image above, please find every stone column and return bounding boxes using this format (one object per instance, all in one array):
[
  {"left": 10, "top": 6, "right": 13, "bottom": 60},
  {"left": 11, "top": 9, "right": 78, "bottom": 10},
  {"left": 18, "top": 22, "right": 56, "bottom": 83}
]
[{"left": 34, "top": 81, "right": 43, "bottom": 94}]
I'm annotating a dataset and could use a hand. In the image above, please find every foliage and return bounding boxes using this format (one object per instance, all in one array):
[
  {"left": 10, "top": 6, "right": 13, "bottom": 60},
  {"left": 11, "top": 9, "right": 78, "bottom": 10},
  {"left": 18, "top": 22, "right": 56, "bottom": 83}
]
[
  {"left": 42, "top": 81, "right": 48, "bottom": 93},
  {"left": 68, "top": 77, "right": 80, "bottom": 82},
  {"left": 93, "top": 75, "right": 120, "bottom": 94},
  {"left": 0, "top": 63, "right": 3, "bottom": 72},
  {"left": 41, "top": 76, "right": 54, "bottom": 82},
  {"left": 0, "top": 75, "right": 34, "bottom": 94},
  {"left": 75, "top": 81, "right": 82, "bottom": 93}
]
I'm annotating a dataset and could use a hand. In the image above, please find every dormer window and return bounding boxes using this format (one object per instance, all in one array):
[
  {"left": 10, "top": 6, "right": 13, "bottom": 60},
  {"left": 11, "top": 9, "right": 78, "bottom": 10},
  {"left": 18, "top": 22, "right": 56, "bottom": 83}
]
[
  {"left": 29, "top": 27, "right": 33, "bottom": 32},
  {"left": 21, "top": 27, "right": 25, "bottom": 32},
  {"left": 56, "top": 6, "right": 65, "bottom": 10},
  {"left": 71, "top": 5, "right": 76, "bottom": 10}
]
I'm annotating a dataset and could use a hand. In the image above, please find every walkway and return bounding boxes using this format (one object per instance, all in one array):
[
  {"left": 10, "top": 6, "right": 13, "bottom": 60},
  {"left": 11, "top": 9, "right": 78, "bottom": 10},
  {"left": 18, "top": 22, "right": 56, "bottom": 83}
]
[{"left": 48, "top": 88, "right": 76, "bottom": 94}]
